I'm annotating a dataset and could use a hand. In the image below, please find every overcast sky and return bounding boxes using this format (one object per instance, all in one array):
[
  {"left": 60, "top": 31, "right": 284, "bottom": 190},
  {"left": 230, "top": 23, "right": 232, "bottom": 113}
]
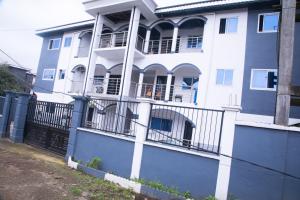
[{"left": 0, "top": 0, "right": 197, "bottom": 73}]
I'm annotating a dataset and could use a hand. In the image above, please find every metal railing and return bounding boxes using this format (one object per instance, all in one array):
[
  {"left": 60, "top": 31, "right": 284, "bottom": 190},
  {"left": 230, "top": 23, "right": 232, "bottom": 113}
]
[
  {"left": 146, "top": 103, "right": 224, "bottom": 154},
  {"left": 83, "top": 98, "right": 139, "bottom": 137},
  {"left": 0, "top": 96, "right": 5, "bottom": 115},
  {"left": 148, "top": 39, "right": 173, "bottom": 54},
  {"left": 90, "top": 77, "right": 121, "bottom": 95},
  {"left": 99, "top": 31, "right": 145, "bottom": 52},
  {"left": 133, "top": 82, "right": 198, "bottom": 103},
  {"left": 27, "top": 100, "right": 74, "bottom": 131}
]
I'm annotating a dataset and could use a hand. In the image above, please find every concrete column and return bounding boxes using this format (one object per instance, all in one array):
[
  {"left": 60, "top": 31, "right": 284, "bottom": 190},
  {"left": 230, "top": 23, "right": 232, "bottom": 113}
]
[
  {"left": 111, "top": 33, "right": 116, "bottom": 47},
  {"left": 103, "top": 71, "right": 111, "bottom": 94},
  {"left": 10, "top": 93, "right": 30, "bottom": 143},
  {"left": 84, "top": 14, "right": 104, "bottom": 95},
  {"left": 215, "top": 106, "right": 240, "bottom": 200},
  {"left": 275, "top": 0, "right": 296, "bottom": 126},
  {"left": 137, "top": 72, "right": 144, "bottom": 98},
  {"left": 0, "top": 92, "right": 14, "bottom": 137},
  {"left": 130, "top": 100, "right": 152, "bottom": 179},
  {"left": 171, "top": 26, "right": 179, "bottom": 53},
  {"left": 120, "top": 7, "right": 141, "bottom": 98},
  {"left": 65, "top": 96, "right": 89, "bottom": 160},
  {"left": 143, "top": 29, "right": 151, "bottom": 53},
  {"left": 165, "top": 73, "right": 173, "bottom": 101}
]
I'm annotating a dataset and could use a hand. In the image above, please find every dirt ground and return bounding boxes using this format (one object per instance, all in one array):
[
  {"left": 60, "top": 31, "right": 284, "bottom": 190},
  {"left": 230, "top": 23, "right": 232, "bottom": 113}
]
[{"left": 0, "top": 139, "right": 155, "bottom": 200}]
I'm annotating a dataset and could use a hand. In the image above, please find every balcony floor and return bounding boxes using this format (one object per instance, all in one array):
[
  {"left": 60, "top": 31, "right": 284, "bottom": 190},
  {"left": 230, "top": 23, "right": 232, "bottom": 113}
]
[{"left": 94, "top": 47, "right": 145, "bottom": 60}]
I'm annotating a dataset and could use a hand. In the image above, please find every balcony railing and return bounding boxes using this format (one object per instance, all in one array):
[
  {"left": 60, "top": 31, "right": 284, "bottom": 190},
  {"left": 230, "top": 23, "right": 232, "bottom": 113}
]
[
  {"left": 99, "top": 31, "right": 145, "bottom": 52},
  {"left": 147, "top": 36, "right": 203, "bottom": 54},
  {"left": 133, "top": 82, "right": 198, "bottom": 104},
  {"left": 90, "top": 77, "right": 121, "bottom": 95}
]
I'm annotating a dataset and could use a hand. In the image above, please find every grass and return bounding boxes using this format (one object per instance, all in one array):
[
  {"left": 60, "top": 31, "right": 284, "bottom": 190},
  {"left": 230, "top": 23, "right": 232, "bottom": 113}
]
[{"left": 68, "top": 170, "right": 135, "bottom": 200}]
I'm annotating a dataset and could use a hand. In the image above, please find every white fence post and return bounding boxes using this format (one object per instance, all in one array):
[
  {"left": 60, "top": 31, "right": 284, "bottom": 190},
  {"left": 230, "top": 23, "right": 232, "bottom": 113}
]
[
  {"left": 130, "top": 100, "right": 152, "bottom": 179},
  {"left": 215, "top": 106, "right": 240, "bottom": 200}
]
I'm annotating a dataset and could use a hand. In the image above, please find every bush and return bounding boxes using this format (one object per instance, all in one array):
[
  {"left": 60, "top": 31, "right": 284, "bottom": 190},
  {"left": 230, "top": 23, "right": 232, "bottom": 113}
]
[
  {"left": 87, "top": 157, "right": 102, "bottom": 170},
  {"left": 203, "top": 195, "right": 218, "bottom": 200}
]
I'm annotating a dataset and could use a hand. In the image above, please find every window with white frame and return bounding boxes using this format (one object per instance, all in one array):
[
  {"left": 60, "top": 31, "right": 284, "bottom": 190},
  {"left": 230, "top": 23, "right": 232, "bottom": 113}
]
[
  {"left": 219, "top": 17, "right": 238, "bottom": 34},
  {"left": 258, "top": 13, "right": 279, "bottom": 33},
  {"left": 58, "top": 69, "right": 65, "bottom": 80},
  {"left": 187, "top": 36, "right": 202, "bottom": 48},
  {"left": 182, "top": 77, "right": 199, "bottom": 90},
  {"left": 48, "top": 38, "right": 61, "bottom": 50},
  {"left": 250, "top": 69, "right": 277, "bottom": 90},
  {"left": 42, "top": 69, "right": 56, "bottom": 80},
  {"left": 216, "top": 69, "right": 233, "bottom": 85},
  {"left": 64, "top": 37, "right": 72, "bottom": 47}
]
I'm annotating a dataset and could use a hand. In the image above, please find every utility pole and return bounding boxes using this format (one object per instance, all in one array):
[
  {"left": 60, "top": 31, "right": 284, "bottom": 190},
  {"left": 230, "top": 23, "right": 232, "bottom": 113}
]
[{"left": 275, "top": 0, "right": 297, "bottom": 126}]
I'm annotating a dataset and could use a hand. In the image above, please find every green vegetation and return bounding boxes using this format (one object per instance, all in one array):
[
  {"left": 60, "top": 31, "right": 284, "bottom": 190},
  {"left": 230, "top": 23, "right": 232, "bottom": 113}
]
[
  {"left": 0, "top": 64, "right": 23, "bottom": 95},
  {"left": 68, "top": 170, "right": 134, "bottom": 200},
  {"left": 203, "top": 195, "right": 218, "bottom": 200},
  {"left": 87, "top": 157, "right": 102, "bottom": 170}
]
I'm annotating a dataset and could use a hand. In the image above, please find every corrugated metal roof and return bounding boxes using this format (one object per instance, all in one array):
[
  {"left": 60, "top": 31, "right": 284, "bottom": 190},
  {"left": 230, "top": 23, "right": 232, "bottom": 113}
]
[{"left": 155, "top": 0, "right": 264, "bottom": 13}]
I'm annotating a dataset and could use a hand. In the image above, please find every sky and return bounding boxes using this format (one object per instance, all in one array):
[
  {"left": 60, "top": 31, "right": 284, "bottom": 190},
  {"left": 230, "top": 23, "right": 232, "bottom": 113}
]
[{"left": 0, "top": 0, "right": 197, "bottom": 73}]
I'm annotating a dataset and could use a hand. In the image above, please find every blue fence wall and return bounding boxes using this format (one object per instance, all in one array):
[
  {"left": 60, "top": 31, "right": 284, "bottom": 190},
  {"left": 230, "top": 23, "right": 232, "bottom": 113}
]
[
  {"left": 139, "top": 145, "right": 219, "bottom": 198},
  {"left": 73, "top": 129, "right": 135, "bottom": 178},
  {"left": 228, "top": 125, "right": 300, "bottom": 200}
]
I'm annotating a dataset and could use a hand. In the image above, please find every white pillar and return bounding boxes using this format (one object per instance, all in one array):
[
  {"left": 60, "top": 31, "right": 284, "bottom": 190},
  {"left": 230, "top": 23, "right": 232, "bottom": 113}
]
[
  {"left": 165, "top": 73, "right": 173, "bottom": 101},
  {"left": 120, "top": 7, "right": 141, "bottom": 98},
  {"left": 171, "top": 26, "right": 179, "bottom": 53},
  {"left": 111, "top": 33, "right": 116, "bottom": 47},
  {"left": 143, "top": 29, "right": 151, "bottom": 53},
  {"left": 215, "top": 106, "right": 240, "bottom": 200},
  {"left": 103, "top": 71, "right": 111, "bottom": 94},
  {"left": 137, "top": 72, "right": 144, "bottom": 97},
  {"left": 84, "top": 14, "right": 104, "bottom": 95},
  {"left": 130, "top": 100, "right": 152, "bottom": 179}
]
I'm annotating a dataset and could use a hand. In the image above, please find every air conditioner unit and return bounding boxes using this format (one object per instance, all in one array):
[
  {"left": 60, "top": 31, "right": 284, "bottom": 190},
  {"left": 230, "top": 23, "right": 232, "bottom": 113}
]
[{"left": 96, "top": 86, "right": 104, "bottom": 94}]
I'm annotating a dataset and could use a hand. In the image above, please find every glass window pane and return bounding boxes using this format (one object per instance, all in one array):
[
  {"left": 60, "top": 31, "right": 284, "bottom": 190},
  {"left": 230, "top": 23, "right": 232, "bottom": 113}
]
[
  {"left": 53, "top": 39, "right": 60, "bottom": 49},
  {"left": 64, "top": 37, "right": 72, "bottom": 47},
  {"left": 224, "top": 70, "right": 233, "bottom": 85},
  {"left": 263, "top": 14, "right": 278, "bottom": 32},
  {"left": 182, "top": 77, "right": 193, "bottom": 90},
  {"left": 226, "top": 17, "right": 238, "bottom": 33},
  {"left": 252, "top": 70, "right": 268, "bottom": 88},
  {"left": 216, "top": 69, "right": 224, "bottom": 85}
]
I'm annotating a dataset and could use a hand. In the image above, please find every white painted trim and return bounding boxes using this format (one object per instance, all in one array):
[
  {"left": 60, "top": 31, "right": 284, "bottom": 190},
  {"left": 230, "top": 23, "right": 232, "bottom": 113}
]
[
  {"left": 67, "top": 156, "right": 78, "bottom": 169},
  {"left": 48, "top": 38, "right": 61, "bottom": 50},
  {"left": 42, "top": 68, "right": 56, "bottom": 81},
  {"left": 257, "top": 12, "right": 280, "bottom": 33},
  {"left": 144, "top": 141, "right": 220, "bottom": 160},
  {"left": 236, "top": 120, "right": 300, "bottom": 133},
  {"left": 77, "top": 127, "right": 136, "bottom": 143},
  {"left": 250, "top": 68, "right": 277, "bottom": 91},
  {"left": 105, "top": 173, "right": 142, "bottom": 193}
]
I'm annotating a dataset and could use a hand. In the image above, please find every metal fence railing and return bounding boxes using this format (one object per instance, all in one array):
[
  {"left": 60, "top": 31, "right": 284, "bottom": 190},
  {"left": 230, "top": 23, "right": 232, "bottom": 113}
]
[
  {"left": 83, "top": 98, "right": 139, "bottom": 137},
  {"left": 146, "top": 103, "right": 224, "bottom": 154},
  {"left": 27, "top": 100, "right": 74, "bottom": 131},
  {"left": 0, "top": 96, "right": 5, "bottom": 115}
]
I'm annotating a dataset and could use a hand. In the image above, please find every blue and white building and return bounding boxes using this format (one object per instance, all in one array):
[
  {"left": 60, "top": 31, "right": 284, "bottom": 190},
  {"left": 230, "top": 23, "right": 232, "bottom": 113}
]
[{"left": 34, "top": 0, "right": 300, "bottom": 126}]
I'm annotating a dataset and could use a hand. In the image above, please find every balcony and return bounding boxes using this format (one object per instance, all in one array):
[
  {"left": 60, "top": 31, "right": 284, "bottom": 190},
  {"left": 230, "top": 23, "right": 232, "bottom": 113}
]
[{"left": 94, "top": 31, "right": 145, "bottom": 59}]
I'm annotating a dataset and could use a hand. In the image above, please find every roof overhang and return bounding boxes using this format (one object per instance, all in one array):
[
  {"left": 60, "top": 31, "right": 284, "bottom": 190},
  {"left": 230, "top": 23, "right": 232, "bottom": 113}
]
[{"left": 82, "top": 0, "right": 157, "bottom": 21}]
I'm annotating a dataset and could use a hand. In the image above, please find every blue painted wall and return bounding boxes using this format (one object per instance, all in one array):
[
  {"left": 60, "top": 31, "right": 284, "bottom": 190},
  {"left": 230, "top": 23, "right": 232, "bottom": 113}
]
[
  {"left": 228, "top": 125, "right": 300, "bottom": 200},
  {"left": 73, "top": 129, "right": 135, "bottom": 178},
  {"left": 34, "top": 33, "right": 63, "bottom": 93},
  {"left": 241, "top": 8, "right": 300, "bottom": 117},
  {"left": 140, "top": 145, "right": 219, "bottom": 198}
]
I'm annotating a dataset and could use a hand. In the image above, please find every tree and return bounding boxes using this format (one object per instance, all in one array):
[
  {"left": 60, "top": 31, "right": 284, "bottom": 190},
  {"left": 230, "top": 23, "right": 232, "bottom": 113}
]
[{"left": 0, "top": 64, "right": 23, "bottom": 96}]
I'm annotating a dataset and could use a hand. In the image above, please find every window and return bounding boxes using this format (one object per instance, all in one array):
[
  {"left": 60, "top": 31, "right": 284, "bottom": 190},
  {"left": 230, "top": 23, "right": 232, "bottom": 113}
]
[
  {"left": 48, "top": 38, "right": 61, "bottom": 50},
  {"left": 219, "top": 17, "right": 238, "bottom": 34},
  {"left": 250, "top": 69, "right": 277, "bottom": 90},
  {"left": 150, "top": 117, "right": 172, "bottom": 132},
  {"left": 187, "top": 36, "right": 202, "bottom": 48},
  {"left": 58, "top": 69, "right": 65, "bottom": 80},
  {"left": 182, "top": 77, "right": 199, "bottom": 90},
  {"left": 64, "top": 37, "right": 72, "bottom": 47},
  {"left": 216, "top": 69, "right": 233, "bottom": 85},
  {"left": 42, "top": 69, "right": 56, "bottom": 80},
  {"left": 258, "top": 13, "right": 279, "bottom": 33}
]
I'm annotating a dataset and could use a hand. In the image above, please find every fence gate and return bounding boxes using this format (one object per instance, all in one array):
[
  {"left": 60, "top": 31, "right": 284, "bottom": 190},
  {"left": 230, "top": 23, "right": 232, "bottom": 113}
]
[{"left": 24, "top": 100, "right": 74, "bottom": 156}]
